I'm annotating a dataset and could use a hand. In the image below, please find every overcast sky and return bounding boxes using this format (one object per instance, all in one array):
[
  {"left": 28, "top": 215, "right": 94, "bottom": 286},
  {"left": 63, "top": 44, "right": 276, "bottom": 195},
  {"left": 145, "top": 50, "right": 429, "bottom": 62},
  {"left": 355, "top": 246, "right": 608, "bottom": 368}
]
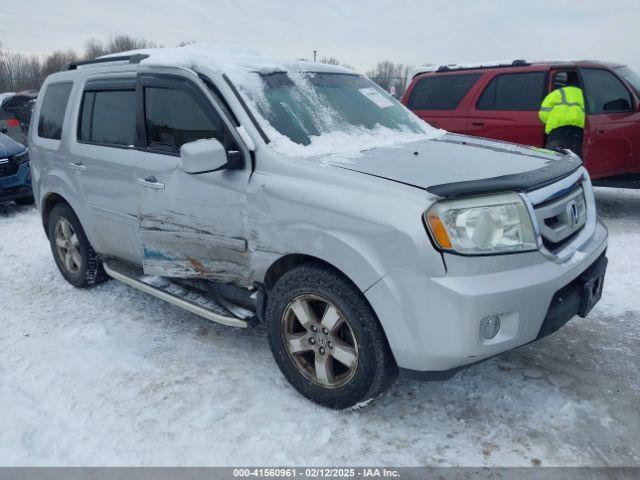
[{"left": 2, "top": 0, "right": 639, "bottom": 73}]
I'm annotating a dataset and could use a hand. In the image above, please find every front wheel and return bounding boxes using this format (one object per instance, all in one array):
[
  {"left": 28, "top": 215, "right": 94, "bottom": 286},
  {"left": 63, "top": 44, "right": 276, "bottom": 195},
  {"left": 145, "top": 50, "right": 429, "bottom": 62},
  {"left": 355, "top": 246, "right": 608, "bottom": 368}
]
[{"left": 266, "top": 263, "right": 397, "bottom": 408}]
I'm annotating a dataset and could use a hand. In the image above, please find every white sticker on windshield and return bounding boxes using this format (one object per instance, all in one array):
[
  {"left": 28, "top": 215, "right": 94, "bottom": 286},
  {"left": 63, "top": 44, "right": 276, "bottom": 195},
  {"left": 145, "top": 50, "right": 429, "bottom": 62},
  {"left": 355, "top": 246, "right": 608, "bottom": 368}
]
[{"left": 359, "top": 87, "right": 394, "bottom": 109}]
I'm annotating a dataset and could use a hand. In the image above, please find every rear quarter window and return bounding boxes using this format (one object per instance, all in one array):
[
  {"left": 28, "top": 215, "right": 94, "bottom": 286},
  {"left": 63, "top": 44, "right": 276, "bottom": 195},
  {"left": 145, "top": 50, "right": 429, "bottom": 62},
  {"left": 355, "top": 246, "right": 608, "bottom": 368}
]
[
  {"left": 407, "top": 73, "right": 481, "bottom": 110},
  {"left": 477, "top": 72, "right": 546, "bottom": 111},
  {"left": 37, "top": 82, "right": 73, "bottom": 140}
]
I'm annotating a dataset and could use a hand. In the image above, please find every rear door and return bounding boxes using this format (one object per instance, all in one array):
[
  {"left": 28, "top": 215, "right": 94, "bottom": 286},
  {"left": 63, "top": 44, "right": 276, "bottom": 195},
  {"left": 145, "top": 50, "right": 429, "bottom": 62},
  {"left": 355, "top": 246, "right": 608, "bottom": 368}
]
[
  {"left": 403, "top": 72, "right": 482, "bottom": 133},
  {"left": 467, "top": 70, "right": 547, "bottom": 146},
  {"left": 134, "top": 73, "right": 253, "bottom": 285},
  {"left": 70, "top": 76, "right": 141, "bottom": 262},
  {"left": 580, "top": 67, "right": 640, "bottom": 179}
]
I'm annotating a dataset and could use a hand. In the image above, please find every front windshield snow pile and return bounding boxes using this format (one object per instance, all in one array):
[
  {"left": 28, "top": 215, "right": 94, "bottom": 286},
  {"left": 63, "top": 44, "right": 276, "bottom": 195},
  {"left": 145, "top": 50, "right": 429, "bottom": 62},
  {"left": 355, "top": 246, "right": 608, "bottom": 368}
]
[
  {"left": 119, "top": 44, "right": 443, "bottom": 158},
  {"left": 235, "top": 71, "right": 442, "bottom": 157}
]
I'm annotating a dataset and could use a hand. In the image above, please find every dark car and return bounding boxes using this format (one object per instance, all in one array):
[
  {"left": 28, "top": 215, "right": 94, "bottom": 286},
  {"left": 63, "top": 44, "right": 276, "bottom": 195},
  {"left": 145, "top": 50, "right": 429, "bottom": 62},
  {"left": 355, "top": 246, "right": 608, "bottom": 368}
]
[
  {"left": 402, "top": 60, "right": 640, "bottom": 188},
  {"left": 0, "top": 91, "right": 37, "bottom": 145},
  {"left": 0, "top": 132, "right": 33, "bottom": 205}
]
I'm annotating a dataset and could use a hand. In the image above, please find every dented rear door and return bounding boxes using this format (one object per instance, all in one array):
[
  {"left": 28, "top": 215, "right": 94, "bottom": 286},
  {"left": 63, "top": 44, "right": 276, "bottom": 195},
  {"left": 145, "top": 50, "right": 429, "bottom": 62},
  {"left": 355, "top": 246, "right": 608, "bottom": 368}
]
[{"left": 134, "top": 73, "right": 252, "bottom": 286}]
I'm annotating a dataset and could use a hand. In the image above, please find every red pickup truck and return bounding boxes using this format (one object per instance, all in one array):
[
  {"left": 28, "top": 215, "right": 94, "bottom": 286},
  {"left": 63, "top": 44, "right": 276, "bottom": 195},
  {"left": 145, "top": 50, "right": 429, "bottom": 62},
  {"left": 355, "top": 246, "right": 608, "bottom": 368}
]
[{"left": 402, "top": 60, "right": 640, "bottom": 187}]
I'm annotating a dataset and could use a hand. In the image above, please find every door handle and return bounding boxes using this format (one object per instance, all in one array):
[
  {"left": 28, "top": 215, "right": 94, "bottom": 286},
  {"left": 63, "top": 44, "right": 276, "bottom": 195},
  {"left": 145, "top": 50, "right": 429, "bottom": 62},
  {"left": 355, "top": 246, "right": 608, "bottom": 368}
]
[
  {"left": 68, "top": 162, "right": 86, "bottom": 171},
  {"left": 136, "top": 176, "right": 165, "bottom": 189},
  {"left": 472, "top": 122, "right": 485, "bottom": 127},
  {"left": 596, "top": 129, "right": 607, "bottom": 134}
]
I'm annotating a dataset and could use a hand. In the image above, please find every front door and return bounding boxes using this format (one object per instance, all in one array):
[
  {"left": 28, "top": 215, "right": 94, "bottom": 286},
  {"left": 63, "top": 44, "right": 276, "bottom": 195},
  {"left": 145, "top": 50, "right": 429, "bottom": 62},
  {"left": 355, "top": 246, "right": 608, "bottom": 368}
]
[
  {"left": 580, "top": 67, "right": 640, "bottom": 179},
  {"left": 134, "top": 73, "right": 252, "bottom": 287}
]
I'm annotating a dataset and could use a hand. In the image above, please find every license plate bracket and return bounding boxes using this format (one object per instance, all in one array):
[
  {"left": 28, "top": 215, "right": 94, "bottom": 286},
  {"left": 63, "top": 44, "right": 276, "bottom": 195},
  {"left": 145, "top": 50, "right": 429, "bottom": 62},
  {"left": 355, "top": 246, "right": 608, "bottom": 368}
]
[{"left": 577, "top": 255, "right": 607, "bottom": 317}]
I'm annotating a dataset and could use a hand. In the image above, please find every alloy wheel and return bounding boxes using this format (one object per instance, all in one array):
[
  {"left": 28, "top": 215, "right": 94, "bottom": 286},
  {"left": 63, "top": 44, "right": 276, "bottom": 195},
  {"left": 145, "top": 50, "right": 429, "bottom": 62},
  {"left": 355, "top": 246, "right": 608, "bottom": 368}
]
[
  {"left": 282, "top": 294, "right": 359, "bottom": 388},
  {"left": 54, "top": 218, "right": 82, "bottom": 274}
]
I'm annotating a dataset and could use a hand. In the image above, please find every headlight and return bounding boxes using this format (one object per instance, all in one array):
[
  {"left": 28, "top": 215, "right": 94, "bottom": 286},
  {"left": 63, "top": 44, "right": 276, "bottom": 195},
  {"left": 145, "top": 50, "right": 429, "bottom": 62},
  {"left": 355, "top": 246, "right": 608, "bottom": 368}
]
[{"left": 425, "top": 192, "right": 537, "bottom": 255}]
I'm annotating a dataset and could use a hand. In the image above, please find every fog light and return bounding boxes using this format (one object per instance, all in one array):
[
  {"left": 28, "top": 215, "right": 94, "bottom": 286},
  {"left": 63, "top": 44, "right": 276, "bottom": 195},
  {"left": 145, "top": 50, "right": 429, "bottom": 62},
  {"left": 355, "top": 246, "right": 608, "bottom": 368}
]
[{"left": 481, "top": 315, "right": 501, "bottom": 339}]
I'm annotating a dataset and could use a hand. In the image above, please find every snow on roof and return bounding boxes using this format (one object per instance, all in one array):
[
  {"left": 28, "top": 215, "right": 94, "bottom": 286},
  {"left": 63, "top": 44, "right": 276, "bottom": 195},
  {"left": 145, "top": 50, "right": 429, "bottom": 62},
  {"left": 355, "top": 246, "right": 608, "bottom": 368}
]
[
  {"left": 101, "top": 43, "right": 354, "bottom": 76},
  {"left": 101, "top": 44, "right": 442, "bottom": 158}
]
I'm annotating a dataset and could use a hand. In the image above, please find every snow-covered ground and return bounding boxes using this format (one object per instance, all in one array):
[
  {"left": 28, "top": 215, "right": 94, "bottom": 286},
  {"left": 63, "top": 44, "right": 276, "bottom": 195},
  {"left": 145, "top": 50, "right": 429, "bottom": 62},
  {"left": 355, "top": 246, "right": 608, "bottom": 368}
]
[{"left": 0, "top": 188, "right": 638, "bottom": 467}]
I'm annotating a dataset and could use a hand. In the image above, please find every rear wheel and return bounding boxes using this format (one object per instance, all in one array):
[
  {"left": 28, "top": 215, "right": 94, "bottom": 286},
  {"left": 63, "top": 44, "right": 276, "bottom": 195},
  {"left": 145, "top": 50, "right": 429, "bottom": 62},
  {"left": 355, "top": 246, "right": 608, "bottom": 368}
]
[
  {"left": 266, "top": 263, "right": 397, "bottom": 408},
  {"left": 47, "top": 203, "right": 106, "bottom": 288}
]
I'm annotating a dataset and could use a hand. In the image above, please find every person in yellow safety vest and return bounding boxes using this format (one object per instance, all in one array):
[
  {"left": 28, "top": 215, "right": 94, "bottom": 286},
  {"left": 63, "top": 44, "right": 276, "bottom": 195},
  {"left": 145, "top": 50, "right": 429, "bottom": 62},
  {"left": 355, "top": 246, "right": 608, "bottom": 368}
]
[{"left": 539, "top": 72, "right": 585, "bottom": 158}]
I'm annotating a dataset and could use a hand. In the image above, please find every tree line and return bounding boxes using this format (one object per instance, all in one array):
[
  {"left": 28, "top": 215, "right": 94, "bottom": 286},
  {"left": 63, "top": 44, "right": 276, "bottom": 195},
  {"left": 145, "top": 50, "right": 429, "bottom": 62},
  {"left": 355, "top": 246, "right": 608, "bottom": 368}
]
[
  {"left": 1, "top": 36, "right": 421, "bottom": 97},
  {"left": 0, "top": 35, "right": 159, "bottom": 92},
  {"left": 319, "top": 58, "right": 414, "bottom": 97}
]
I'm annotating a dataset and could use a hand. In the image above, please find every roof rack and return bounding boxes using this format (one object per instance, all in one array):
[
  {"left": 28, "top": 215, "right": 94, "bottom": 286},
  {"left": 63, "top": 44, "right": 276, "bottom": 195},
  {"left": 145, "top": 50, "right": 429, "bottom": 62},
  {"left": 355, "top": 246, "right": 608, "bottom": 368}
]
[
  {"left": 435, "top": 59, "right": 530, "bottom": 73},
  {"left": 67, "top": 54, "right": 150, "bottom": 71}
]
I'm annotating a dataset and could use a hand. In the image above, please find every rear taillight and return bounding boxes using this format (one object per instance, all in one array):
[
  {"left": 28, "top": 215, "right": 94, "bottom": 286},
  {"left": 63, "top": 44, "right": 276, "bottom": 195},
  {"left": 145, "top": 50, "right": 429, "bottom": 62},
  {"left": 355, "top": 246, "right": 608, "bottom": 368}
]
[{"left": 6, "top": 118, "right": 20, "bottom": 128}]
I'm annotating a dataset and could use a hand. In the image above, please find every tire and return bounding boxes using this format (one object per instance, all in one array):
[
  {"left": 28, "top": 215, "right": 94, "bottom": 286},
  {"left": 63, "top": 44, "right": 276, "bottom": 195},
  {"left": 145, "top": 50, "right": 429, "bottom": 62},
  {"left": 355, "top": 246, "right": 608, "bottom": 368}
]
[
  {"left": 47, "top": 203, "right": 107, "bottom": 288},
  {"left": 266, "top": 262, "right": 398, "bottom": 409},
  {"left": 14, "top": 195, "right": 35, "bottom": 206}
]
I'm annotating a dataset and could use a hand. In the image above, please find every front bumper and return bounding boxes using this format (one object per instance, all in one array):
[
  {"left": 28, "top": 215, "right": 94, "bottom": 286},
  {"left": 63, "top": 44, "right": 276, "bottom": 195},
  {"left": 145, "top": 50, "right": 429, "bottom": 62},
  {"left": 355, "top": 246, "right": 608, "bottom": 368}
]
[
  {"left": 0, "top": 162, "right": 32, "bottom": 202},
  {"left": 365, "top": 220, "right": 608, "bottom": 372}
]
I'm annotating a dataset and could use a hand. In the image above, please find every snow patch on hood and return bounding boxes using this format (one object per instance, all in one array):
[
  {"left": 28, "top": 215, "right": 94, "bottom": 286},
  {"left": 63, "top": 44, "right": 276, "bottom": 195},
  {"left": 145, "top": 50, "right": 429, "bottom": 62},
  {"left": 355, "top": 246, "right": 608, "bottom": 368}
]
[{"left": 260, "top": 123, "right": 442, "bottom": 160}]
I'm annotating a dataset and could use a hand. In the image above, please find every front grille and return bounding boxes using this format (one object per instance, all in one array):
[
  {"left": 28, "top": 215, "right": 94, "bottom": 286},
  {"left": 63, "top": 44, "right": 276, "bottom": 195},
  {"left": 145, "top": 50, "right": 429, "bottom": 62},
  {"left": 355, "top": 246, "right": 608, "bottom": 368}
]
[
  {"left": 0, "top": 158, "right": 19, "bottom": 178},
  {"left": 533, "top": 183, "right": 587, "bottom": 253}
]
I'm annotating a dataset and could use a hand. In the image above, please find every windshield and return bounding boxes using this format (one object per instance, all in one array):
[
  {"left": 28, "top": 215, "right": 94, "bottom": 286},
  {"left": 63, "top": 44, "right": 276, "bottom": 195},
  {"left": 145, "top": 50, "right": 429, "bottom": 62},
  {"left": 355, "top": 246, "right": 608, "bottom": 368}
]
[
  {"left": 235, "top": 71, "right": 439, "bottom": 156},
  {"left": 615, "top": 66, "right": 640, "bottom": 93}
]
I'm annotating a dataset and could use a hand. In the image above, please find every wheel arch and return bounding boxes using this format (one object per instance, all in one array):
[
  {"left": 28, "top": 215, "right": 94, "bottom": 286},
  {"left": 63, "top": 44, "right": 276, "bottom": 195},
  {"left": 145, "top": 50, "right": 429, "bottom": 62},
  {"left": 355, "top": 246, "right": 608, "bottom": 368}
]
[
  {"left": 263, "top": 253, "right": 358, "bottom": 292},
  {"left": 41, "top": 192, "right": 72, "bottom": 237},
  {"left": 259, "top": 253, "right": 392, "bottom": 350}
]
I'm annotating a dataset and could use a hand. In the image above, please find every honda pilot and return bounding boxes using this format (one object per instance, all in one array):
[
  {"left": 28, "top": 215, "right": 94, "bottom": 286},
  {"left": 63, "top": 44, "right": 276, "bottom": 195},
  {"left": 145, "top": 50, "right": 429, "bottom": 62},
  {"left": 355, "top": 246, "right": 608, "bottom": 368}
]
[{"left": 29, "top": 46, "right": 608, "bottom": 408}]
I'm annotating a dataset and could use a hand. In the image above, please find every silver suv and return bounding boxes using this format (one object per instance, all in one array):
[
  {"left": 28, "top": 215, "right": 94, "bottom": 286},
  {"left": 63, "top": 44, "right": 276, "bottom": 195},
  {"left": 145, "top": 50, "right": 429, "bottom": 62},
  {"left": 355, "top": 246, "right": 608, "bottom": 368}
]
[{"left": 29, "top": 46, "right": 608, "bottom": 408}]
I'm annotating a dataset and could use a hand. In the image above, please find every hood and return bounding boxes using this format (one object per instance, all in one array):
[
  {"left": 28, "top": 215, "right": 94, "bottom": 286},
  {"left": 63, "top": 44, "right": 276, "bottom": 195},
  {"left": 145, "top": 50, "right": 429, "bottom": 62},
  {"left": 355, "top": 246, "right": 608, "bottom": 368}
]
[
  {"left": 317, "top": 133, "right": 582, "bottom": 198},
  {"left": 0, "top": 133, "right": 26, "bottom": 158}
]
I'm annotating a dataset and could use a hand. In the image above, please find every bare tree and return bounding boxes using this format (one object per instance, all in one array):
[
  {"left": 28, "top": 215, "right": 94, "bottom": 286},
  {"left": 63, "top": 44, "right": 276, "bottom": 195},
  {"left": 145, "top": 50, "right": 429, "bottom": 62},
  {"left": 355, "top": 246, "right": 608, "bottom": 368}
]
[
  {"left": 0, "top": 48, "right": 43, "bottom": 92},
  {"left": 0, "top": 34, "right": 161, "bottom": 93},
  {"left": 83, "top": 38, "right": 107, "bottom": 60},
  {"left": 320, "top": 57, "right": 340, "bottom": 65},
  {"left": 81, "top": 34, "right": 160, "bottom": 61},
  {"left": 106, "top": 34, "right": 158, "bottom": 54},
  {"left": 41, "top": 50, "right": 79, "bottom": 78},
  {"left": 365, "top": 61, "right": 411, "bottom": 97}
]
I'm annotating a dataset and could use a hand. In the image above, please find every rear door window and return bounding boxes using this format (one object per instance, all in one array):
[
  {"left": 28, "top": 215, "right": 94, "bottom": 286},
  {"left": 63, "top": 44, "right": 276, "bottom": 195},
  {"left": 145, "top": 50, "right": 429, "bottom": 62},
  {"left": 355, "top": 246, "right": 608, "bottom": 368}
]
[
  {"left": 477, "top": 72, "right": 546, "bottom": 111},
  {"left": 37, "top": 82, "right": 73, "bottom": 139},
  {"left": 407, "top": 73, "right": 481, "bottom": 110},
  {"left": 79, "top": 90, "right": 136, "bottom": 146},
  {"left": 144, "top": 86, "right": 223, "bottom": 153},
  {"left": 581, "top": 68, "right": 633, "bottom": 113}
]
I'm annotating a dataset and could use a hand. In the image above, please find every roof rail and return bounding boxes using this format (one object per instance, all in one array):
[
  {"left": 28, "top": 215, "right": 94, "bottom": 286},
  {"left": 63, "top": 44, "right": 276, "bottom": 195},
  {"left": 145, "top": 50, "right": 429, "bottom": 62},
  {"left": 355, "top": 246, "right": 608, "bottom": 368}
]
[
  {"left": 435, "top": 59, "right": 530, "bottom": 73},
  {"left": 67, "top": 54, "right": 150, "bottom": 71}
]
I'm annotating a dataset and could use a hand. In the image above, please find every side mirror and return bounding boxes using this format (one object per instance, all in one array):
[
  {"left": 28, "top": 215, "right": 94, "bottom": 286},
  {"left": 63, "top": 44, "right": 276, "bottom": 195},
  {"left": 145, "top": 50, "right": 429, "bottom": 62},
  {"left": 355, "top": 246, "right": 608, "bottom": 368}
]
[
  {"left": 0, "top": 127, "right": 7, "bottom": 134},
  {"left": 179, "top": 138, "right": 244, "bottom": 174}
]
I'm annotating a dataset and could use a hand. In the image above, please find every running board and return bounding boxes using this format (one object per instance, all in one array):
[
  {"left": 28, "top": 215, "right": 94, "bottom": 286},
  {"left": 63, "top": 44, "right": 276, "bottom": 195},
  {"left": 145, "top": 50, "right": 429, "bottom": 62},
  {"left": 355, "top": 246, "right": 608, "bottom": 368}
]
[{"left": 103, "top": 261, "right": 254, "bottom": 328}]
